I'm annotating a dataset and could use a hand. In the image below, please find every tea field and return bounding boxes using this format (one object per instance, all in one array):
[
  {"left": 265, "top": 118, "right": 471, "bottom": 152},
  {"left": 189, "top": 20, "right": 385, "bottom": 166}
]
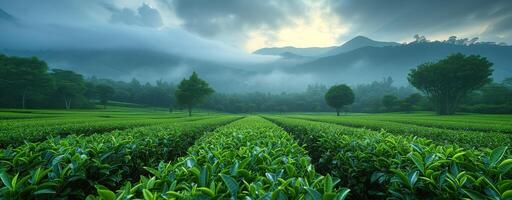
[{"left": 0, "top": 109, "right": 511, "bottom": 199}]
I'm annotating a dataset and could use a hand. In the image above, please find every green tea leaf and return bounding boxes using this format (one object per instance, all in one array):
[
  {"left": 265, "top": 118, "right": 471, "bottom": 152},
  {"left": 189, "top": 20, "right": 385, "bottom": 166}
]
[
  {"left": 197, "top": 187, "right": 215, "bottom": 197},
  {"left": 0, "top": 171, "right": 12, "bottom": 190},
  {"left": 220, "top": 174, "right": 238, "bottom": 198},
  {"left": 199, "top": 166, "right": 208, "bottom": 187},
  {"left": 408, "top": 153, "right": 425, "bottom": 174},
  {"left": 502, "top": 190, "right": 512, "bottom": 200},
  {"left": 305, "top": 187, "right": 321, "bottom": 200},
  {"left": 498, "top": 159, "right": 512, "bottom": 174},
  {"left": 97, "top": 188, "right": 116, "bottom": 200},
  {"left": 334, "top": 188, "right": 350, "bottom": 200},
  {"left": 462, "top": 189, "right": 486, "bottom": 200},
  {"left": 324, "top": 174, "right": 333, "bottom": 194},
  {"left": 490, "top": 146, "right": 507, "bottom": 167}
]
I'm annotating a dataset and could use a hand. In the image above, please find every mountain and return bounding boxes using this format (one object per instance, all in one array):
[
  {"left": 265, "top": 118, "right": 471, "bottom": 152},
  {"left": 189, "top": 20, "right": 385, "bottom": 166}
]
[
  {"left": 253, "top": 46, "right": 335, "bottom": 57},
  {"left": 322, "top": 36, "right": 399, "bottom": 56},
  {"left": 278, "top": 52, "right": 311, "bottom": 60},
  {"left": 253, "top": 36, "right": 398, "bottom": 57},
  {"left": 295, "top": 42, "right": 512, "bottom": 85}
]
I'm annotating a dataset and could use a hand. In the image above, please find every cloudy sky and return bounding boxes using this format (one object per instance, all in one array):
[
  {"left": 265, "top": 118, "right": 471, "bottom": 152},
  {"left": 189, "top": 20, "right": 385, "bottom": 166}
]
[{"left": 1, "top": 0, "right": 511, "bottom": 53}]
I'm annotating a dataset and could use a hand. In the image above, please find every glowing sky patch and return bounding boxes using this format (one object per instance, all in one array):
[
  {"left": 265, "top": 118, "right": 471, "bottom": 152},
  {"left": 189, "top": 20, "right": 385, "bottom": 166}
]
[{"left": 245, "top": 9, "right": 347, "bottom": 52}]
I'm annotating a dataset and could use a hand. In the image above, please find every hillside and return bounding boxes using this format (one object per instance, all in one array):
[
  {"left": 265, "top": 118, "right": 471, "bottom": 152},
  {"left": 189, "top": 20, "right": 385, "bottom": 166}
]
[
  {"left": 322, "top": 36, "right": 399, "bottom": 56},
  {"left": 253, "top": 46, "right": 336, "bottom": 57},
  {"left": 295, "top": 42, "right": 512, "bottom": 84},
  {"left": 253, "top": 36, "right": 398, "bottom": 58}
]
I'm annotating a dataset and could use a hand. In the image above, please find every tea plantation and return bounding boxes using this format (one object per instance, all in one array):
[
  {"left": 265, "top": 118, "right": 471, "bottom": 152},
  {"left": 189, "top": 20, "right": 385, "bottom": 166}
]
[{"left": 0, "top": 109, "right": 511, "bottom": 199}]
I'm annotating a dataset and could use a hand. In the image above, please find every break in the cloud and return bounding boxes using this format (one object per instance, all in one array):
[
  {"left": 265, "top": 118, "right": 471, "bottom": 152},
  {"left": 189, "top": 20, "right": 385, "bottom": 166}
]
[{"left": 162, "top": 0, "right": 346, "bottom": 51}]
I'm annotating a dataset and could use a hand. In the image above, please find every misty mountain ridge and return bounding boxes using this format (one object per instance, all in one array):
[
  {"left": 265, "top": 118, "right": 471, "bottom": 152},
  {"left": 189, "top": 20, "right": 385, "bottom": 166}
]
[
  {"left": 2, "top": 32, "right": 511, "bottom": 93},
  {"left": 253, "top": 46, "right": 336, "bottom": 57},
  {"left": 278, "top": 52, "right": 311, "bottom": 60},
  {"left": 294, "top": 41, "right": 512, "bottom": 85},
  {"left": 322, "top": 36, "right": 400, "bottom": 56},
  {"left": 253, "top": 36, "right": 399, "bottom": 58}
]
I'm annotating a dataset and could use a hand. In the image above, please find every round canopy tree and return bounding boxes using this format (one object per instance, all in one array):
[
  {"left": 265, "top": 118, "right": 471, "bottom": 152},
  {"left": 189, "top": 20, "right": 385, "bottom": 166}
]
[
  {"left": 325, "top": 84, "right": 355, "bottom": 116},
  {"left": 95, "top": 84, "right": 115, "bottom": 109},
  {"left": 175, "top": 72, "right": 214, "bottom": 116},
  {"left": 408, "top": 53, "right": 493, "bottom": 115}
]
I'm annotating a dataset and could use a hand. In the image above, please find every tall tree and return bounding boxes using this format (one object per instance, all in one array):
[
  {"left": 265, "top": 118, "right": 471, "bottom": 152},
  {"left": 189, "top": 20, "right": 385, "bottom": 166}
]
[
  {"left": 51, "top": 69, "right": 85, "bottom": 110},
  {"left": 408, "top": 53, "right": 493, "bottom": 115},
  {"left": 325, "top": 84, "right": 355, "bottom": 116},
  {"left": 175, "top": 72, "right": 214, "bottom": 116},
  {"left": 96, "top": 84, "right": 115, "bottom": 109},
  {"left": 0, "top": 55, "right": 52, "bottom": 109}
]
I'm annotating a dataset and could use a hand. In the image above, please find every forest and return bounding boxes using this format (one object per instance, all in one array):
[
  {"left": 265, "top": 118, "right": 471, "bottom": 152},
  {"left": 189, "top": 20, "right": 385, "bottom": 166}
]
[{"left": 2, "top": 54, "right": 511, "bottom": 114}]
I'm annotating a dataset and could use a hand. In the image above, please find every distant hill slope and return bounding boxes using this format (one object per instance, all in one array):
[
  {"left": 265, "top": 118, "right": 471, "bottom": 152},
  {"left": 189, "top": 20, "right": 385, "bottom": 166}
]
[
  {"left": 278, "top": 52, "right": 311, "bottom": 60},
  {"left": 296, "top": 42, "right": 512, "bottom": 84},
  {"left": 322, "top": 36, "right": 399, "bottom": 56},
  {"left": 253, "top": 46, "right": 336, "bottom": 57},
  {"left": 253, "top": 36, "right": 398, "bottom": 58}
]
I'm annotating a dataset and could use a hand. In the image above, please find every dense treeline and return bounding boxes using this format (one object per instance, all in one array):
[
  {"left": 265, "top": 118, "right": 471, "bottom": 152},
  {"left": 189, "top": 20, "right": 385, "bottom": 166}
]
[
  {"left": 86, "top": 77, "right": 176, "bottom": 108},
  {"left": 1, "top": 54, "right": 511, "bottom": 113},
  {"left": 0, "top": 55, "right": 176, "bottom": 109},
  {"left": 203, "top": 79, "right": 418, "bottom": 113}
]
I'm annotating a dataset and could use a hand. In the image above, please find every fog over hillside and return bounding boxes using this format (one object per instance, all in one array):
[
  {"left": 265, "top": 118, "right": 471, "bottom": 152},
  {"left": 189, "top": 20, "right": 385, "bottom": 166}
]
[{"left": 1, "top": 0, "right": 511, "bottom": 92}]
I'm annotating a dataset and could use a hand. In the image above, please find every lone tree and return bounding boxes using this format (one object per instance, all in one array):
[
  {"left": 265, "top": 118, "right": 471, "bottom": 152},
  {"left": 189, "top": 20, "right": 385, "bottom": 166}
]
[
  {"left": 96, "top": 84, "right": 115, "bottom": 109},
  {"left": 175, "top": 72, "right": 214, "bottom": 116},
  {"left": 51, "top": 69, "right": 85, "bottom": 110},
  {"left": 408, "top": 53, "right": 493, "bottom": 115},
  {"left": 325, "top": 84, "right": 355, "bottom": 116}
]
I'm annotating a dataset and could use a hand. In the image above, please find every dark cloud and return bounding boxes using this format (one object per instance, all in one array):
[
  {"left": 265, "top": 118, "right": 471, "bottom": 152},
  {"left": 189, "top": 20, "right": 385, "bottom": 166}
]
[
  {"left": 109, "top": 3, "right": 163, "bottom": 27},
  {"left": 328, "top": 0, "right": 512, "bottom": 42},
  {"left": 168, "top": 0, "right": 306, "bottom": 37},
  {"left": 0, "top": 8, "right": 15, "bottom": 21},
  {"left": 484, "top": 15, "right": 512, "bottom": 35},
  {"left": 0, "top": 1, "right": 275, "bottom": 64}
]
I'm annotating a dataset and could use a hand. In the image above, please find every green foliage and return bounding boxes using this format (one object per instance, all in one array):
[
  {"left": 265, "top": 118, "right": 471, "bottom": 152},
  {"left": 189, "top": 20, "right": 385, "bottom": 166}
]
[
  {"left": 89, "top": 117, "right": 350, "bottom": 199},
  {"left": 1, "top": 109, "right": 511, "bottom": 199},
  {"left": 51, "top": 69, "right": 86, "bottom": 109},
  {"left": 95, "top": 84, "right": 115, "bottom": 108},
  {"left": 0, "top": 55, "right": 53, "bottom": 109},
  {"left": 382, "top": 95, "right": 399, "bottom": 111},
  {"left": 0, "top": 115, "right": 216, "bottom": 148},
  {"left": 175, "top": 72, "right": 214, "bottom": 116},
  {"left": 408, "top": 53, "right": 493, "bottom": 115},
  {"left": 266, "top": 116, "right": 511, "bottom": 199},
  {"left": 325, "top": 84, "right": 355, "bottom": 116},
  {"left": 290, "top": 115, "right": 512, "bottom": 149},
  {"left": 0, "top": 116, "right": 238, "bottom": 199}
]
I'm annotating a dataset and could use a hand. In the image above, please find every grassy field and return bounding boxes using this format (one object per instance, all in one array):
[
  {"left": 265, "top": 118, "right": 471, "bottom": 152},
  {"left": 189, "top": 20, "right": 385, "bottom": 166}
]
[{"left": 0, "top": 108, "right": 510, "bottom": 199}]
